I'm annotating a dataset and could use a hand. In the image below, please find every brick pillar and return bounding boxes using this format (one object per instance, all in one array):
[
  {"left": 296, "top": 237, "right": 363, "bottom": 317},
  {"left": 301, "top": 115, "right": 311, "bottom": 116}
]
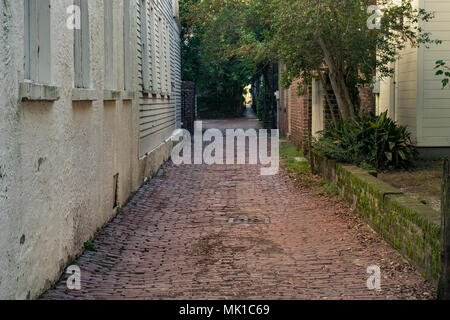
[
  {"left": 359, "top": 85, "right": 376, "bottom": 115},
  {"left": 288, "top": 80, "right": 312, "bottom": 151},
  {"left": 181, "top": 82, "right": 196, "bottom": 135}
]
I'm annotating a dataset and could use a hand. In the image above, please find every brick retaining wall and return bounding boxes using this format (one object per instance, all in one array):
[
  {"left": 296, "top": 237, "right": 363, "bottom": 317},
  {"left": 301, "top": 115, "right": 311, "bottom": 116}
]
[{"left": 312, "top": 153, "right": 441, "bottom": 282}]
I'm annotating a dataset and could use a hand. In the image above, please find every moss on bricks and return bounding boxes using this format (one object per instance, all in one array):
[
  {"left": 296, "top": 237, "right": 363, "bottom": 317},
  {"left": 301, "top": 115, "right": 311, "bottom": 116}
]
[
  {"left": 431, "top": 224, "right": 441, "bottom": 240},
  {"left": 395, "top": 231, "right": 403, "bottom": 250},
  {"left": 389, "top": 197, "right": 440, "bottom": 230},
  {"left": 311, "top": 151, "right": 442, "bottom": 281}
]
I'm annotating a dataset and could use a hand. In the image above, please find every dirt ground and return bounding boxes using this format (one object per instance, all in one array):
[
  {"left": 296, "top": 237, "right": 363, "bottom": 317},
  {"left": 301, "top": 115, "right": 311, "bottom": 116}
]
[{"left": 378, "top": 160, "right": 443, "bottom": 212}]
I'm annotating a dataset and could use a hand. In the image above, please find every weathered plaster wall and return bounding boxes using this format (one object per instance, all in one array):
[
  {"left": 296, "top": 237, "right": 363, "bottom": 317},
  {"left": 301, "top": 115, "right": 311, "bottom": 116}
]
[
  {"left": 0, "top": 0, "right": 23, "bottom": 299},
  {"left": 0, "top": 0, "right": 180, "bottom": 299}
]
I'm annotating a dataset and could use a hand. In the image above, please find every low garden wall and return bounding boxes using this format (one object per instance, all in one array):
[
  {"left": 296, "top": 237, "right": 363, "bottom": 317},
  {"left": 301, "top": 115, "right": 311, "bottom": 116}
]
[{"left": 312, "top": 152, "right": 441, "bottom": 282}]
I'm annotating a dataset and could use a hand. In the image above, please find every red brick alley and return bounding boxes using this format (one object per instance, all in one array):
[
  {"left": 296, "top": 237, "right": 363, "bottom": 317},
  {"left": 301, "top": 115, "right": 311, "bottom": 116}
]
[{"left": 44, "top": 116, "right": 435, "bottom": 300}]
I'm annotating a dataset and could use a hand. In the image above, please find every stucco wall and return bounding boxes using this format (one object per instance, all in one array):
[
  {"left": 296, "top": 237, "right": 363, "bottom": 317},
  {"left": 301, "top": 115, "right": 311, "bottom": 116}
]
[
  {"left": 0, "top": 0, "right": 180, "bottom": 299},
  {"left": 0, "top": 0, "right": 23, "bottom": 300}
]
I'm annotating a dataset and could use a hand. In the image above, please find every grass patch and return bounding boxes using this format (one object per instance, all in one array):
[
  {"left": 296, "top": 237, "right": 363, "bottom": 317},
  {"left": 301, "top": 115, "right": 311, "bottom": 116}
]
[
  {"left": 280, "top": 142, "right": 310, "bottom": 176},
  {"left": 279, "top": 141, "right": 314, "bottom": 189},
  {"left": 284, "top": 159, "right": 309, "bottom": 175},
  {"left": 280, "top": 141, "right": 339, "bottom": 198},
  {"left": 84, "top": 241, "right": 98, "bottom": 252},
  {"left": 280, "top": 144, "right": 301, "bottom": 159}
]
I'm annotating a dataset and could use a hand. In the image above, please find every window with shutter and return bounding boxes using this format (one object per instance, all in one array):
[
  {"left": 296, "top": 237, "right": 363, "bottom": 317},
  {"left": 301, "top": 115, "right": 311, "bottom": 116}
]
[
  {"left": 24, "top": 0, "right": 51, "bottom": 84},
  {"left": 104, "top": 0, "right": 114, "bottom": 90},
  {"left": 73, "top": 0, "right": 90, "bottom": 89},
  {"left": 123, "top": 0, "right": 131, "bottom": 91}
]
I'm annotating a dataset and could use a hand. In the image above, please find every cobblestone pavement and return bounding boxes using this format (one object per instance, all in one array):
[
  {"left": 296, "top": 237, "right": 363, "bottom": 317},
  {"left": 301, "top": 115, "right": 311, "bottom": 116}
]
[{"left": 44, "top": 117, "right": 435, "bottom": 300}]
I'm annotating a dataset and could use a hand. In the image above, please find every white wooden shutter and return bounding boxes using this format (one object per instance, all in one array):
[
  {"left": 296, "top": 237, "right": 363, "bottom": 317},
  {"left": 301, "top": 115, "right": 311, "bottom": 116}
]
[
  {"left": 74, "top": 0, "right": 90, "bottom": 88},
  {"left": 104, "top": 0, "right": 114, "bottom": 89},
  {"left": 123, "top": 0, "right": 131, "bottom": 90},
  {"left": 24, "top": 0, "right": 51, "bottom": 84}
]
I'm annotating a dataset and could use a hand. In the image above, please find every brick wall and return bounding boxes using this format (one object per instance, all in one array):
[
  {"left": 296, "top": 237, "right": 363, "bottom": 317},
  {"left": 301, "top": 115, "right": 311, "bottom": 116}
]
[
  {"left": 359, "top": 85, "right": 376, "bottom": 115},
  {"left": 312, "top": 153, "right": 441, "bottom": 282},
  {"left": 289, "top": 80, "right": 312, "bottom": 151},
  {"left": 181, "top": 82, "right": 196, "bottom": 134},
  {"left": 282, "top": 77, "right": 375, "bottom": 152}
]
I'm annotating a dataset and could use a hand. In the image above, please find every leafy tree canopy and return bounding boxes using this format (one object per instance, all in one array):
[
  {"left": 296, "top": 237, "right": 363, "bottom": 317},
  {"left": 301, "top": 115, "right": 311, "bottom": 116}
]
[
  {"left": 180, "top": 0, "right": 265, "bottom": 117},
  {"left": 269, "top": 0, "right": 439, "bottom": 119},
  {"left": 181, "top": 0, "right": 440, "bottom": 120}
]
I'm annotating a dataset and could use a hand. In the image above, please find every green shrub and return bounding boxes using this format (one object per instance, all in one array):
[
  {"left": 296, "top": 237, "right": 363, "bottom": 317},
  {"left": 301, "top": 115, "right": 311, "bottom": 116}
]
[
  {"left": 313, "top": 112, "right": 417, "bottom": 170},
  {"left": 255, "top": 91, "right": 265, "bottom": 121}
]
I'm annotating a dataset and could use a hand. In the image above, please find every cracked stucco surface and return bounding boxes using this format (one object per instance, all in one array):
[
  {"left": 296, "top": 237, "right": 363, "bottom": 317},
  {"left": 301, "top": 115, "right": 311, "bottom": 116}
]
[{"left": 0, "top": 0, "right": 179, "bottom": 299}]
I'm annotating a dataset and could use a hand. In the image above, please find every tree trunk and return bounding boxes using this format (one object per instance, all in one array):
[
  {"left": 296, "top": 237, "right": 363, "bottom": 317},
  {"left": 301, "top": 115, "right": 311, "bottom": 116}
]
[
  {"left": 438, "top": 158, "right": 450, "bottom": 300},
  {"left": 317, "top": 36, "right": 355, "bottom": 120}
]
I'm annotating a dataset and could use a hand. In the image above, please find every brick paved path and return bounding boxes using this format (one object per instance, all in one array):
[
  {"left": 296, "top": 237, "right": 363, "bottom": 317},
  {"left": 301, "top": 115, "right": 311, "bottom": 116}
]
[{"left": 45, "top": 117, "right": 434, "bottom": 300}]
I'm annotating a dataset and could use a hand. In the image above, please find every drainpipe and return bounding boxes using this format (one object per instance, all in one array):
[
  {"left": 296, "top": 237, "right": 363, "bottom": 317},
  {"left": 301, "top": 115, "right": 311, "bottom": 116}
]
[
  {"left": 393, "top": 59, "right": 398, "bottom": 121},
  {"left": 275, "top": 90, "right": 280, "bottom": 130}
]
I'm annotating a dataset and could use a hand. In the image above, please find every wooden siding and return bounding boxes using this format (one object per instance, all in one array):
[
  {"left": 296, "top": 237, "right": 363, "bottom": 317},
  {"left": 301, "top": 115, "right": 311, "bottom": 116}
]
[
  {"left": 379, "top": 0, "right": 450, "bottom": 147},
  {"left": 396, "top": 46, "right": 418, "bottom": 142},
  {"left": 136, "top": 0, "right": 181, "bottom": 157},
  {"left": 420, "top": 0, "right": 450, "bottom": 146}
]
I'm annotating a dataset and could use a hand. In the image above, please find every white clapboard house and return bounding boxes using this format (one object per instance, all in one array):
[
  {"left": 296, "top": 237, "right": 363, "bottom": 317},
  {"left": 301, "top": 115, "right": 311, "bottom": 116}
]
[{"left": 377, "top": 0, "right": 450, "bottom": 155}]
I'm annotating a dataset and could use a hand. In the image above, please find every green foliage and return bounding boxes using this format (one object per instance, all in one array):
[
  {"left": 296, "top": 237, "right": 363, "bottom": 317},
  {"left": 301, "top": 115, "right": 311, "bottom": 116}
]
[
  {"left": 435, "top": 60, "right": 450, "bottom": 88},
  {"left": 269, "top": 0, "right": 439, "bottom": 119},
  {"left": 254, "top": 89, "right": 265, "bottom": 121},
  {"left": 313, "top": 112, "right": 418, "bottom": 170},
  {"left": 280, "top": 142, "right": 338, "bottom": 196},
  {"left": 84, "top": 241, "right": 98, "bottom": 252},
  {"left": 253, "top": 76, "right": 275, "bottom": 123},
  {"left": 283, "top": 157, "right": 310, "bottom": 177},
  {"left": 181, "top": 0, "right": 439, "bottom": 121},
  {"left": 280, "top": 143, "right": 310, "bottom": 175},
  {"left": 374, "top": 112, "right": 419, "bottom": 170},
  {"left": 280, "top": 144, "right": 301, "bottom": 158},
  {"left": 180, "top": 0, "right": 263, "bottom": 117}
]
